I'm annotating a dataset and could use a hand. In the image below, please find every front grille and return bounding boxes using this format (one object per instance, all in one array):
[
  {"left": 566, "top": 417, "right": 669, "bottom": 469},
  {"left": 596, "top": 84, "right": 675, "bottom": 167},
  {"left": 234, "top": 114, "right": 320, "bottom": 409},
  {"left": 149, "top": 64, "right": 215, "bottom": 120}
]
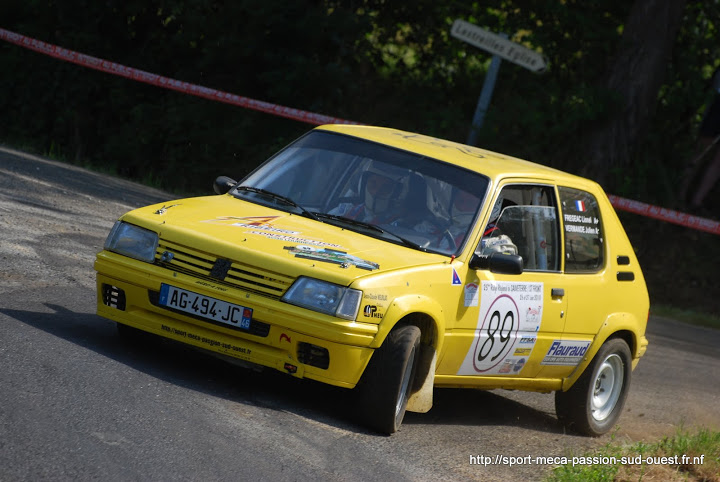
[
  {"left": 297, "top": 342, "right": 330, "bottom": 370},
  {"left": 148, "top": 290, "right": 270, "bottom": 337},
  {"left": 102, "top": 284, "right": 126, "bottom": 310},
  {"left": 154, "top": 239, "right": 295, "bottom": 299}
]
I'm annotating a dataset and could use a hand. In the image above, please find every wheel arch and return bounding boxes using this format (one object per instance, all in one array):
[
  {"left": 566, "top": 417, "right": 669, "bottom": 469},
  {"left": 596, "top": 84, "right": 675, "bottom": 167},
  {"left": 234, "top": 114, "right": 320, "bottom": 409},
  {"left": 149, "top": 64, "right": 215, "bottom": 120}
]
[
  {"left": 370, "top": 295, "right": 445, "bottom": 413},
  {"left": 561, "top": 312, "right": 646, "bottom": 391},
  {"left": 395, "top": 312, "right": 438, "bottom": 348},
  {"left": 371, "top": 294, "right": 445, "bottom": 351},
  {"left": 606, "top": 329, "right": 635, "bottom": 356}
]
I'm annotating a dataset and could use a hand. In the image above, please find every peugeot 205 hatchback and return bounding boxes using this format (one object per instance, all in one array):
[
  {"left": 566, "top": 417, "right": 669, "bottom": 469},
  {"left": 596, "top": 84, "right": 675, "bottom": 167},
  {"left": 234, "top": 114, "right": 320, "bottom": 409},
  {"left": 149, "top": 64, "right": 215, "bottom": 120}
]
[{"left": 95, "top": 124, "right": 649, "bottom": 435}]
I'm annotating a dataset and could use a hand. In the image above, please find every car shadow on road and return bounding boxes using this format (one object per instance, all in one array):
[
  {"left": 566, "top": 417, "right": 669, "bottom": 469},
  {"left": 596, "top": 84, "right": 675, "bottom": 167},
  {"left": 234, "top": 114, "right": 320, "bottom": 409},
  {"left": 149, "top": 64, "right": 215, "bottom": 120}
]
[
  {"left": 403, "top": 388, "right": 564, "bottom": 435},
  {"left": 3, "top": 301, "right": 567, "bottom": 437},
  {"left": 1, "top": 302, "right": 365, "bottom": 428}
]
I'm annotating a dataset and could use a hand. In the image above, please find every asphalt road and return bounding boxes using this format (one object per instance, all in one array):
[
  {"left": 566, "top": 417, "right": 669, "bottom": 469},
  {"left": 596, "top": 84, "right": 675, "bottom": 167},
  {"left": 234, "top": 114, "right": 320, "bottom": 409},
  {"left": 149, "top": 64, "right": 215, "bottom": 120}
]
[{"left": 1, "top": 146, "right": 719, "bottom": 481}]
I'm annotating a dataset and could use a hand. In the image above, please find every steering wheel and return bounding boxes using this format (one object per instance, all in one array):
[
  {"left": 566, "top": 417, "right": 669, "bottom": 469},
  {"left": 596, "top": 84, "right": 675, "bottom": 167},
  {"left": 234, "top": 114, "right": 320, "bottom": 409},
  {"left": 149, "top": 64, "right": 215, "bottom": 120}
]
[{"left": 442, "top": 229, "right": 458, "bottom": 250}]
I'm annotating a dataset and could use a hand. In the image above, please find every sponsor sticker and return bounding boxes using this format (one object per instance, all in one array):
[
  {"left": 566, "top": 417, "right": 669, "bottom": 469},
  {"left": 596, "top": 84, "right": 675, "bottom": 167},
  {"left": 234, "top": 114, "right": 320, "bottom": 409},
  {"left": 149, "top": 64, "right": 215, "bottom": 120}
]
[
  {"left": 283, "top": 245, "right": 378, "bottom": 270},
  {"left": 452, "top": 267, "right": 462, "bottom": 285},
  {"left": 541, "top": 340, "right": 591, "bottom": 366},
  {"left": 203, "top": 216, "right": 345, "bottom": 249},
  {"left": 362, "top": 304, "right": 383, "bottom": 319},
  {"left": 464, "top": 282, "right": 479, "bottom": 307}
]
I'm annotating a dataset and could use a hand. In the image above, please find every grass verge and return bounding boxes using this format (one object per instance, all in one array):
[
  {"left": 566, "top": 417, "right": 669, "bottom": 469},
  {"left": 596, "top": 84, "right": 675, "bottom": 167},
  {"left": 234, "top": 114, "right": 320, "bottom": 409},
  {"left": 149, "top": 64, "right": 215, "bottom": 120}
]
[
  {"left": 546, "top": 427, "right": 720, "bottom": 481},
  {"left": 652, "top": 305, "right": 720, "bottom": 330}
]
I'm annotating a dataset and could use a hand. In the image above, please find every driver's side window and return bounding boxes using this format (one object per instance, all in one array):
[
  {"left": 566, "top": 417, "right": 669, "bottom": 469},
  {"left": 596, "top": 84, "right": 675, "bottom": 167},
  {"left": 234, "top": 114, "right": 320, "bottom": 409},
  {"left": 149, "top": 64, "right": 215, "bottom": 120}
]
[{"left": 480, "top": 184, "right": 560, "bottom": 271}]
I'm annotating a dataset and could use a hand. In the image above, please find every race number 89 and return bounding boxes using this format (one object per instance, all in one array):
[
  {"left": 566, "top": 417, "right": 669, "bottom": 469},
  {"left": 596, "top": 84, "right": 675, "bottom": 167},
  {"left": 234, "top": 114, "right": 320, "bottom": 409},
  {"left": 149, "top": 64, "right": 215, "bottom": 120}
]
[
  {"left": 473, "top": 294, "right": 520, "bottom": 372},
  {"left": 477, "top": 310, "right": 514, "bottom": 362}
]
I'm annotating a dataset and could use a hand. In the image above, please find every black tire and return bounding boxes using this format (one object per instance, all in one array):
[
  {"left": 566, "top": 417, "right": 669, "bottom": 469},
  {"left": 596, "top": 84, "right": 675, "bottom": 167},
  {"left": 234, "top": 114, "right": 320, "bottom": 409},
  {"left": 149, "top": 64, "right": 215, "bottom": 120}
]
[
  {"left": 356, "top": 325, "right": 421, "bottom": 435},
  {"left": 555, "top": 338, "right": 632, "bottom": 436}
]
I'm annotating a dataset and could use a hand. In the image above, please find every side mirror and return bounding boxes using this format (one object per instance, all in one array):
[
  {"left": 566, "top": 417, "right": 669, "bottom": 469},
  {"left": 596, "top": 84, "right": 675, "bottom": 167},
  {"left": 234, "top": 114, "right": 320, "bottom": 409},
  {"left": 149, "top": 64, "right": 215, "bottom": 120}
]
[
  {"left": 469, "top": 252, "right": 523, "bottom": 275},
  {"left": 214, "top": 176, "right": 237, "bottom": 195}
]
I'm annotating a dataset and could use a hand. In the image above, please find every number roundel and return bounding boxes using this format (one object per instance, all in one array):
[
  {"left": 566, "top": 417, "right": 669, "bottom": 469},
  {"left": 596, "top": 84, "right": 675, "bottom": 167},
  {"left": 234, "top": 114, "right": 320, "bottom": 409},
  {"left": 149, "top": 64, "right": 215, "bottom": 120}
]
[{"left": 472, "top": 294, "right": 519, "bottom": 372}]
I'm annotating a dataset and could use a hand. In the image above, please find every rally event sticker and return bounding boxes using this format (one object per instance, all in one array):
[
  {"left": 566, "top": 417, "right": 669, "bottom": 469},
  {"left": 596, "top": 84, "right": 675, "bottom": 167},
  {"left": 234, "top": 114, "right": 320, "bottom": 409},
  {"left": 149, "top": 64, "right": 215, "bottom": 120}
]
[{"left": 457, "top": 280, "right": 543, "bottom": 375}]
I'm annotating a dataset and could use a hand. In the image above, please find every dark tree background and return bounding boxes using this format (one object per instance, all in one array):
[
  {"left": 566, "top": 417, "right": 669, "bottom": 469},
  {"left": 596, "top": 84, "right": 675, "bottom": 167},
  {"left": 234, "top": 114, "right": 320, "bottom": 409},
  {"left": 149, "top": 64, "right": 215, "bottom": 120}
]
[
  {"left": 1, "top": 0, "right": 719, "bottom": 315},
  {"left": 580, "top": 0, "right": 687, "bottom": 188}
]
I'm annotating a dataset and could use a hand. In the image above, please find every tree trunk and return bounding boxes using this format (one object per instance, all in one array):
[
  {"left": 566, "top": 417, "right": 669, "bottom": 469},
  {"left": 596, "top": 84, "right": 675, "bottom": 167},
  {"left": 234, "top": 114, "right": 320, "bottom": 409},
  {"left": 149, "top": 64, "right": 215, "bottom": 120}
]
[{"left": 580, "top": 0, "right": 686, "bottom": 190}]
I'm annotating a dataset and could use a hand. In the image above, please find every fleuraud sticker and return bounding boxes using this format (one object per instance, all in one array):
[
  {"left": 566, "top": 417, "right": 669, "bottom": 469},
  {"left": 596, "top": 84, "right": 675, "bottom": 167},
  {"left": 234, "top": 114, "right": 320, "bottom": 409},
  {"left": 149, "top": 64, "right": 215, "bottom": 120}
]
[{"left": 541, "top": 340, "right": 591, "bottom": 366}]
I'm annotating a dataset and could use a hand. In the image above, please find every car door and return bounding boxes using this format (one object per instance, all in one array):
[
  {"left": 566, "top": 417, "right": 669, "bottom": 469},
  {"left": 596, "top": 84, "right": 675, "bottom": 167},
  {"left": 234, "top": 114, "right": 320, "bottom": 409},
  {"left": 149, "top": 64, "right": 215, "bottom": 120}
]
[{"left": 438, "top": 182, "right": 571, "bottom": 379}]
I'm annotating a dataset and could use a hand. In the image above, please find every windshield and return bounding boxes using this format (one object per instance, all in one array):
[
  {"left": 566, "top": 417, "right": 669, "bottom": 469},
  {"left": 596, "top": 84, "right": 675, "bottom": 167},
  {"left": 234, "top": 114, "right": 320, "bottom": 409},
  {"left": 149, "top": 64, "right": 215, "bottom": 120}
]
[{"left": 235, "top": 130, "right": 490, "bottom": 255}]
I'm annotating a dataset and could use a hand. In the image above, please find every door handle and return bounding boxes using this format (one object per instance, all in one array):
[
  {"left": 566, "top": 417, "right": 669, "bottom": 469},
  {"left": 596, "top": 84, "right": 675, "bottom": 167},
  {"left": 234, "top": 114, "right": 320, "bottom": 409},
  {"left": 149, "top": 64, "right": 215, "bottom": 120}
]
[{"left": 551, "top": 288, "right": 565, "bottom": 297}]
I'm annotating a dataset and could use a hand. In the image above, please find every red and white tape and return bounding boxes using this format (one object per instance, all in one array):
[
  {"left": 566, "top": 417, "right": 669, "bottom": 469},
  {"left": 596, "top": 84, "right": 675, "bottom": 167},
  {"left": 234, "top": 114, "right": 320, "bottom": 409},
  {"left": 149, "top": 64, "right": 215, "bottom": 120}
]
[
  {"left": 608, "top": 195, "right": 719, "bottom": 236},
  {"left": 0, "top": 27, "right": 358, "bottom": 126},
  {"left": 1, "top": 27, "right": 718, "bottom": 235}
]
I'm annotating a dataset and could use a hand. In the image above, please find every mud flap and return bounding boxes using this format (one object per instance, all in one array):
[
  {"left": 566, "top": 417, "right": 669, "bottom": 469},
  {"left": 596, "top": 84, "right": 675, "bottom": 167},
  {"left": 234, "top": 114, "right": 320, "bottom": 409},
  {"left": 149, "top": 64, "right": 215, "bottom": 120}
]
[{"left": 406, "top": 347, "right": 436, "bottom": 413}]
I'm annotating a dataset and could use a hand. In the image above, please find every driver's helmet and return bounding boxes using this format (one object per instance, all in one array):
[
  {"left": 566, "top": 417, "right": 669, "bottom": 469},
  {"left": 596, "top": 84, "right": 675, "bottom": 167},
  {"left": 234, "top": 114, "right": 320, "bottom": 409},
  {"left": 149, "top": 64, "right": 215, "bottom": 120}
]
[
  {"left": 451, "top": 189, "right": 480, "bottom": 227},
  {"left": 361, "top": 162, "right": 408, "bottom": 214}
]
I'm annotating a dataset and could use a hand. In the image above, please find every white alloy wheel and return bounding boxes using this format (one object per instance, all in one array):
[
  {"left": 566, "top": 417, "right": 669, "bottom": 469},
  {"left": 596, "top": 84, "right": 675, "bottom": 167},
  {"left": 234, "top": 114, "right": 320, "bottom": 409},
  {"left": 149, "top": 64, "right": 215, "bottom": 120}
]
[
  {"left": 591, "top": 353, "right": 624, "bottom": 422},
  {"left": 555, "top": 338, "right": 632, "bottom": 436}
]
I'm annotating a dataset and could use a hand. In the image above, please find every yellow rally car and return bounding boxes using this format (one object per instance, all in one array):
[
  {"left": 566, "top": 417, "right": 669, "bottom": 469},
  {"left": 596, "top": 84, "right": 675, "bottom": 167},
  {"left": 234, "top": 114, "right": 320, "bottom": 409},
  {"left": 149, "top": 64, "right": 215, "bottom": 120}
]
[{"left": 95, "top": 124, "right": 649, "bottom": 435}]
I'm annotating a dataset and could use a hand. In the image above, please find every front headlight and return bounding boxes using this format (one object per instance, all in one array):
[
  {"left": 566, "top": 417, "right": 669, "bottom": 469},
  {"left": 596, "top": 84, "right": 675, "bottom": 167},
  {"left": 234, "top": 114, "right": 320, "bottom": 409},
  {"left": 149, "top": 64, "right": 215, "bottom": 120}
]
[
  {"left": 281, "top": 277, "right": 362, "bottom": 320},
  {"left": 103, "top": 221, "right": 158, "bottom": 263}
]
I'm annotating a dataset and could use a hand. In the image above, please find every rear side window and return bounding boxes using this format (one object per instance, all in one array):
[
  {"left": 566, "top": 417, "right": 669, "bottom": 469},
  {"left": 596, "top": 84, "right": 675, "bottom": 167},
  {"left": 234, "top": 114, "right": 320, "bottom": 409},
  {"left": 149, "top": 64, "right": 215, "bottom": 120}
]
[{"left": 558, "top": 187, "right": 604, "bottom": 273}]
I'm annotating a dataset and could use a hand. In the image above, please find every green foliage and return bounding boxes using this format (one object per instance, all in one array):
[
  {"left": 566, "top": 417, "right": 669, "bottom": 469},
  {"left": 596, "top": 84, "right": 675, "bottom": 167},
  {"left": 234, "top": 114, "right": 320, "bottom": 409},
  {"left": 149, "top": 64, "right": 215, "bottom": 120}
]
[
  {"left": 545, "top": 428, "right": 720, "bottom": 481},
  {"left": 550, "top": 463, "right": 619, "bottom": 482},
  {"left": 0, "top": 0, "right": 371, "bottom": 193},
  {"left": 652, "top": 305, "right": 720, "bottom": 330},
  {"left": 0, "top": 1, "right": 719, "bottom": 195},
  {"left": 1, "top": 1, "right": 720, "bottom": 315}
]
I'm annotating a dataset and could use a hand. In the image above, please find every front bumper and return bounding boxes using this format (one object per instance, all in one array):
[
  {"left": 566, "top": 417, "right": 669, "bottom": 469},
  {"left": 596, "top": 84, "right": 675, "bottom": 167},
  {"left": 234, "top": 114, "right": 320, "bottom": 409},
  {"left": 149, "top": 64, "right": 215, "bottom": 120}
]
[{"left": 95, "top": 252, "right": 378, "bottom": 388}]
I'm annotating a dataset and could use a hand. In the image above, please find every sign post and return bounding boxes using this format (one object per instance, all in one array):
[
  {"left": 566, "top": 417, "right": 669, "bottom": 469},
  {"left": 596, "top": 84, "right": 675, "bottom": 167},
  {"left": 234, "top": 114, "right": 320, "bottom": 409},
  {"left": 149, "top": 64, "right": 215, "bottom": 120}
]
[
  {"left": 451, "top": 19, "right": 546, "bottom": 72},
  {"left": 466, "top": 34, "right": 506, "bottom": 147},
  {"left": 451, "top": 19, "right": 547, "bottom": 145}
]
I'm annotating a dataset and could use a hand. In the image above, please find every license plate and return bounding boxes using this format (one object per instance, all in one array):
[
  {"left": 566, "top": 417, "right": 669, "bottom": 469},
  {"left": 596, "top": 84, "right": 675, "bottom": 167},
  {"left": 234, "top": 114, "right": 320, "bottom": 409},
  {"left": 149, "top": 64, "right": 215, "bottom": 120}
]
[{"left": 158, "top": 284, "right": 252, "bottom": 330}]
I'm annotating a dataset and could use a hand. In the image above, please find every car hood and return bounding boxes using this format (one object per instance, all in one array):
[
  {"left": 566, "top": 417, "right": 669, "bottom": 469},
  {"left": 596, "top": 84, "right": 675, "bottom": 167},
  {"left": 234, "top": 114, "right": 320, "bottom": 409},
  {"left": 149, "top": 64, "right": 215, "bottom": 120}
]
[{"left": 120, "top": 194, "right": 446, "bottom": 285}]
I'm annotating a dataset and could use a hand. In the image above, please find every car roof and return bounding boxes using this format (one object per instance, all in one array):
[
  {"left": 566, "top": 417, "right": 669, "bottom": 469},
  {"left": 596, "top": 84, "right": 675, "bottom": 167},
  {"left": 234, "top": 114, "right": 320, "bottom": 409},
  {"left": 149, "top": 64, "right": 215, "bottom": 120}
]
[{"left": 317, "top": 124, "right": 594, "bottom": 188}]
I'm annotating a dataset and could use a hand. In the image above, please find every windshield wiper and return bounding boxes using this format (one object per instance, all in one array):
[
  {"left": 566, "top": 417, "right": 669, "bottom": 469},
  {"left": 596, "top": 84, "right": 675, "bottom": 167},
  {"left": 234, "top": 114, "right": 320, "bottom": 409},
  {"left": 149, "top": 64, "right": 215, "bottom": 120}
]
[
  {"left": 382, "top": 227, "right": 424, "bottom": 250},
  {"left": 235, "top": 186, "right": 318, "bottom": 221},
  {"left": 313, "top": 212, "right": 384, "bottom": 233},
  {"left": 313, "top": 213, "right": 424, "bottom": 250}
]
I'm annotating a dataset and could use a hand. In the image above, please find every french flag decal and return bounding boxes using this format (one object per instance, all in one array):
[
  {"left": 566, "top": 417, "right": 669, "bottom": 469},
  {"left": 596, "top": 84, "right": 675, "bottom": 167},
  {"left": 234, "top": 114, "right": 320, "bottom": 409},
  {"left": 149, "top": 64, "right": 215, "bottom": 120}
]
[{"left": 575, "top": 200, "right": 586, "bottom": 212}]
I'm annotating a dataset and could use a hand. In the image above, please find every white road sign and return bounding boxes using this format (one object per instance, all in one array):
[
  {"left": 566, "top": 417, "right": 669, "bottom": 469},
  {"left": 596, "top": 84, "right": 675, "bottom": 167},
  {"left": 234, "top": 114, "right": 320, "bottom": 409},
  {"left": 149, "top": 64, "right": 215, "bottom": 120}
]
[{"left": 451, "top": 19, "right": 547, "bottom": 72}]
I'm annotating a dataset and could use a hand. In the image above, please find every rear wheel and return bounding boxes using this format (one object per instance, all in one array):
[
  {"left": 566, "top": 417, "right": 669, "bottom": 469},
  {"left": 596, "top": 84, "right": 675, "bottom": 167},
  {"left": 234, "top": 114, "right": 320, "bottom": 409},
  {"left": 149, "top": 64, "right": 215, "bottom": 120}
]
[
  {"left": 356, "top": 325, "right": 421, "bottom": 434},
  {"left": 555, "top": 338, "right": 632, "bottom": 436}
]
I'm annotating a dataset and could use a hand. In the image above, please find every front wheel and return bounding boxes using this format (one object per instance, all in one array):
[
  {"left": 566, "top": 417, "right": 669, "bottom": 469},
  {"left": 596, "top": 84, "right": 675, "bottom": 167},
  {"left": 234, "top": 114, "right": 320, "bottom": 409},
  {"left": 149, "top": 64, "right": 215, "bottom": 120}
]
[
  {"left": 356, "top": 325, "right": 421, "bottom": 435},
  {"left": 555, "top": 338, "right": 632, "bottom": 436}
]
